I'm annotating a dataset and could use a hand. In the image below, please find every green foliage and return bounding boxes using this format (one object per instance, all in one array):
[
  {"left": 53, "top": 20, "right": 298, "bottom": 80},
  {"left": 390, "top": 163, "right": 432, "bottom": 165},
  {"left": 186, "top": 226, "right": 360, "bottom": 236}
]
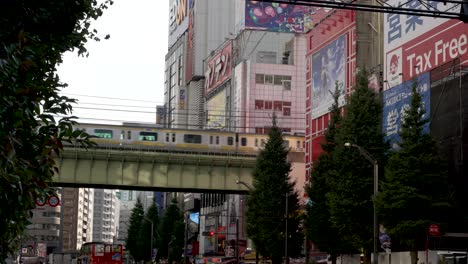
[
  {"left": 305, "top": 83, "right": 354, "bottom": 261},
  {"left": 138, "top": 203, "right": 160, "bottom": 262},
  {"left": 246, "top": 114, "right": 304, "bottom": 264},
  {"left": 327, "top": 68, "right": 388, "bottom": 255},
  {"left": 0, "top": 0, "right": 112, "bottom": 260},
  {"left": 376, "top": 80, "right": 452, "bottom": 251},
  {"left": 127, "top": 199, "right": 145, "bottom": 261},
  {"left": 158, "top": 198, "right": 184, "bottom": 263}
]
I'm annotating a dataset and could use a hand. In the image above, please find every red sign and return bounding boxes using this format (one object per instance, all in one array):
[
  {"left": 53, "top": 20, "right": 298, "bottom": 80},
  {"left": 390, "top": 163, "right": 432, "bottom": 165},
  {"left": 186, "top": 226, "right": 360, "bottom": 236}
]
[
  {"left": 204, "top": 41, "right": 232, "bottom": 95},
  {"left": 428, "top": 224, "right": 441, "bottom": 236},
  {"left": 386, "top": 19, "right": 468, "bottom": 86}
]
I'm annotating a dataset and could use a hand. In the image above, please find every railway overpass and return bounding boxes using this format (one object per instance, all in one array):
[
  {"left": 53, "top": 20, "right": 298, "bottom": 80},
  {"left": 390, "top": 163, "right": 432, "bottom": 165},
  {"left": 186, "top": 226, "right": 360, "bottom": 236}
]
[{"left": 53, "top": 144, "right": 259, "bottom": 193}]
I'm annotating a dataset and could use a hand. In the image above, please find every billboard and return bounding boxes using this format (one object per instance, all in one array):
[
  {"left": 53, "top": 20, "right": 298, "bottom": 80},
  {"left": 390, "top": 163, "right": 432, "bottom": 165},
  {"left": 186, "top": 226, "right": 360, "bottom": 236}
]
[
  {"left": 206, "top": 89, "right": 226, "bottom": 129},
  {"left": 168, "top": 0, "right": 193, "bottom": 48},
  {"left": 382, "top": 72, "right": 430, "bottom": 147},
  {"left": 244, "top": 1, "right": 335, "bottom": 33},
  {"left": 311, "top": 34, "right": 346, "bottom": 119},
  {"left": 205, "top": 41, "right": 232, "bottom": 96},
  {"left": 384, "top": 0, "right": 463, "bottom": 89}
]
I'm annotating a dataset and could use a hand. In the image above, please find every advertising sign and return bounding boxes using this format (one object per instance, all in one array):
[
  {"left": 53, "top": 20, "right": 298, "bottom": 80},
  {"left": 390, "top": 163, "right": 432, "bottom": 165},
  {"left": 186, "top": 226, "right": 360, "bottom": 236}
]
[
  {"left": 168, "top": 0, "right": 193, "bottom": 48},
  {"left": 311, "top": 34, "right": 346, "bottom": 119},
  {"left": 245, "top": 1, "right": 336, "bottom": 33},
  {"left": 206, "top": 89, "right": 226, "bottom": 129},
  {"left": 205, "top": 42, "right": 232, "bottom": 96},
  {"left": 179, "top": 87, "right": 186, "bottom": 110},
  {"left": 384, "top": 0, "right": 463, "bottom": 89},
  {"left": 382, "top": 72, "right": 430, "bottom": 147}
]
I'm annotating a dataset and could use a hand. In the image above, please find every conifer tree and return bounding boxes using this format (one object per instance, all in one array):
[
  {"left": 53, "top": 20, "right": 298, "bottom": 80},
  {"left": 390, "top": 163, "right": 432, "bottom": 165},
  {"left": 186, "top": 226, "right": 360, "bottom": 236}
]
[
  {"left": 138, "top": 203, "right": 160, "bottom": 262},
  {"left": 305, "top": 83, "right": 353, "bottom": 263},
  {"left": 246, "top": 114, "right": 303, "bottom": 264},
  {"left": 376, "top": 81, "right": 452, "bottom": 252},
  {"left": 327, "top": 68, "right": 388, "bottom": 260},
  {"left": 158, "top": 198, "right": 184, "bottom": 263},
  {"left": 127, "top": 198, "right": 145, "bottom": 261}
]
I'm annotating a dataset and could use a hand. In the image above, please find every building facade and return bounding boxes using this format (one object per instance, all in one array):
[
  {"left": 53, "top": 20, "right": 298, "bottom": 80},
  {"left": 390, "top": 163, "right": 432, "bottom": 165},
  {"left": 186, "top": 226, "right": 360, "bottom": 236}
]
[
  {"left": 61, "top": 188, "right": 94, "bottom": 251},
  {"left": 92, "top": 189, "right": 119, "bottom": 243}
]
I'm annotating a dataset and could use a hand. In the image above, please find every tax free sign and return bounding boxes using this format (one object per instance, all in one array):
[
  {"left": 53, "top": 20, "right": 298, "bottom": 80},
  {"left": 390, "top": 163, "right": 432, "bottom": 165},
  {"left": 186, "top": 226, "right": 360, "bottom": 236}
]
[{"left": 384, "top": 0, "right": 466, "bottom": 89}]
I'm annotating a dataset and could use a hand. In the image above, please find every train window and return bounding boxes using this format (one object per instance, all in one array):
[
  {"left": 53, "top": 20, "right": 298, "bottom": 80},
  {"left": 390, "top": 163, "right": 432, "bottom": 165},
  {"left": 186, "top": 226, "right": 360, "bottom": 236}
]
[
  {"left": 139, "top": 132, "right": 158, "bottom": 141},
  {"left": 95, "top": 129, "right": 113, "bottom": 139},
  {"left": 210, "top": 136, "right": 213, "bottom": 144},
  {"left": 120, "top": 130, "right": 125, "bottom": 140},
  {"left": 184, "top": 134, "right": 202, "bottom": 144},
  {"left": 172, "top": 133, "right": 176, "bottom": 142},
  {"left": 255, "top": 138, "right": 258, "bottom": 147},
  {"left": 241, "top": 138, "right": 247, "bottom": 146},
  {"left": 127, "top": 131, "right": 131, "bottom": 140},
  {"left": 303, "top": 141, "right": 305, "bottom": 148},
  {"left": 166, "top": 133, "right": 170, "bottom": 142},
  {"left": 216, "top": 136, "right": 219, "bottom": 145},
  {"left": 283, "top": 140, "right": 290, "bottom": 148},
  {"left": 297, "top": 141, "right": 300, "bottom": 149},
  {"left": 261, "top": 139, "right": 266, "bottom": 147},
  {"left": 227, "top": 137, "right": 234, "bottom": 145}
]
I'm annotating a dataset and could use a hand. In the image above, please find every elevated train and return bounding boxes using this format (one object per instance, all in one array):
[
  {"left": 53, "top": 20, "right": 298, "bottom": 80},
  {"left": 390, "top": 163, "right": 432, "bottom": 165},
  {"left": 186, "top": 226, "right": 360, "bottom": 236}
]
[{"left": 75, "top": 122, "right": 305, "bottom": 154}]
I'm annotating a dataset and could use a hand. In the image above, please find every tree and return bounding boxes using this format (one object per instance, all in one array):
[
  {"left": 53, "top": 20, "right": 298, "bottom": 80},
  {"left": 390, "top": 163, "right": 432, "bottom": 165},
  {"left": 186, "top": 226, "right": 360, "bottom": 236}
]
[
  {"left": 246, "top": 114, "right": 303, "bottom": 264},
  {"left": 327, "top": 68, "right": 388, "bottom": 261},
  {"left": 158, "top": 198, "right": 184, "bottom": 263},
  {"left": 138, "top": 203, "right": 160, "bottom": 262},
  {"left": 376, "top": 80, "right": 452, "bottom": 253},
  {"left": 305, "top": 83, "right": 353, "bottom": 264},
  {"left": 0, "top": 0, "right": 111, "bottom": 260},
  {"left": 127, "top": 198, "right": 145, "bottom": 262}
]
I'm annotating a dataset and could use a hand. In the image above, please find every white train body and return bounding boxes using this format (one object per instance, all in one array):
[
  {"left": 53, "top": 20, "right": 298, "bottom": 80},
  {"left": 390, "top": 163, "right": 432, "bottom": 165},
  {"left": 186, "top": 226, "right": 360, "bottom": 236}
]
[{"left": 75, "top": 123, "right": 305, "bottom": 154}]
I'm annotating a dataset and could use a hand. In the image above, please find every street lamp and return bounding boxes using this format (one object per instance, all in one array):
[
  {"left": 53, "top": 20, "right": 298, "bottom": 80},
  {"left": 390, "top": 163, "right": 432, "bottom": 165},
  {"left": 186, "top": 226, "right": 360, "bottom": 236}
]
[
  {"left": 143, "top": 216, "right": 154, "bottom": 261},
  {"left": 344, "top": 142, "right": 379, "bottom": 264}
]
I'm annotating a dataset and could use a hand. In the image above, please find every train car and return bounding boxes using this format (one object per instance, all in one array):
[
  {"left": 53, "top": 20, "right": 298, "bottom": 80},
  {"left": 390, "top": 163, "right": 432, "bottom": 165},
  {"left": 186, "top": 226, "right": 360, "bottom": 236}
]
[
  {"left": 74, "top": 122, "right": 305, "bottom": 155},
  {"left": 77, "top": 242, "right": 123, "bottom": 264}
]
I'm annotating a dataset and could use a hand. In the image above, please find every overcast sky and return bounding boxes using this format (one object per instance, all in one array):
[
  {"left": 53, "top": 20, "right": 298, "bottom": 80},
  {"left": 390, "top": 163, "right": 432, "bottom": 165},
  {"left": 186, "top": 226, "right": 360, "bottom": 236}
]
[{"left": 57, "top": 0, "right": 169, "bottom": 124}]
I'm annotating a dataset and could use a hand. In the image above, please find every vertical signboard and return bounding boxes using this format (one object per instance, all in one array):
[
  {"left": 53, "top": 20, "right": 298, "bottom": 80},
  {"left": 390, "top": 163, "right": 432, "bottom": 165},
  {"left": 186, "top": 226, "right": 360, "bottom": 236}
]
[
  {"left": 384, "top": 0, "right": 464, "bottom": 89},
  {"left": 205, "top": 41, "right": 232, "bottom": 96},
  {"left": 179, "top": 87, "right": 186, "bottom": 110},
  {"left": 168, "top": 0, "right": 193, "bottom": 48},
  {"left": 311, "top": 34, "right": 346, "bottom": 119},
  {"left": 382, "top": 72, "right": 430, "bottom": 147}
]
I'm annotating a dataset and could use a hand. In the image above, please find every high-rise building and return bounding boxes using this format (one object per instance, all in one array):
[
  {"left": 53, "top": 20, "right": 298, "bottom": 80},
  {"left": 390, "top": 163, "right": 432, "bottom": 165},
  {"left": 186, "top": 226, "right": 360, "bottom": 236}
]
[
  {"left": 92, "top": 189, "right": 118, "bottom": 243},
  {"left": 61, "top": 188, "right": 94, "bottom": 251}
]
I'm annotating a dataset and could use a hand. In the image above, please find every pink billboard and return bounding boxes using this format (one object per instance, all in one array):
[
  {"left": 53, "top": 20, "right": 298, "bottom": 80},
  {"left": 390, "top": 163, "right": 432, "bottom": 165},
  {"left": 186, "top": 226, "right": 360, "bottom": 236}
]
[
  {"left": 204, "top": 41, "right": 232, "bottom": 96},
  {"left": 383, "top": 0, "right": 465, "bottom": 89}
]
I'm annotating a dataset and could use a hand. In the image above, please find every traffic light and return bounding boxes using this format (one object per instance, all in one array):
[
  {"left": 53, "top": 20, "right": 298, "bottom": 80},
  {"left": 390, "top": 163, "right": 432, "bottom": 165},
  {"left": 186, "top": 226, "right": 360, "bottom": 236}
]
[{"left": 202, "top": 231, "right": 215, "bottom": 236}]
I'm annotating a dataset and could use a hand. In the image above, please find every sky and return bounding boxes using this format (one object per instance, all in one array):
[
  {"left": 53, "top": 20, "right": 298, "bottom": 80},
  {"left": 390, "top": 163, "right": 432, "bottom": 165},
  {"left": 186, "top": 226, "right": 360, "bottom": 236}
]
[{"left": 57, "top": 0, "right": 169, "bottom": 124}]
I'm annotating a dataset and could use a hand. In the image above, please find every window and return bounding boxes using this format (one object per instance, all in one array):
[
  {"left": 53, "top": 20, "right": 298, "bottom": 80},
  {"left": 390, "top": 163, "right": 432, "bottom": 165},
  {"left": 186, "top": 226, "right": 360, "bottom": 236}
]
[
  {"left": 264, "top": 74, "right": 274, "bottom": 84},
  {"left": 255, "top": 138, "right": 258, "bottom": 147},
  {"left": 94, "top": 129, "right": 113, "bottom": 139},
  {"left": 261, "top": 139, "right": 266, "bottom": 147},
  {"left": 283, "top": 140, "right": 290, "bottom": 148},
  {"left": 184, "top": 134, "right": 202, "bottom": 144},
  {"left": 241, "top": 138, "right": 247, "bottom": 146},
  {"left": 256, "top": 51, "right": 277, "bottom": 63},
  {"left": 227, "top": 137, "right": 234, "bottom": 145},
  {"left": 172, "top": 133, "right": 176, "bottom": 142},
  {"left": 127, "top": 131, "right": 131, "bottom": 140},
  {"left": 255, "top": 74, "right": 265, "bottom": 84},
  {"left": 216, "top": 136, "right": 219, "bottom": 145},
  {"left": 139, "top": 132, "right": 158, "bottom": 141},
  {"left": 274, "top": 101, "right": 283, "bottom": 111},
  {"left": 166, "top": 133, "right": 170, "bottom": 142},
  {"left": 255, "top": 100, "right": 264, "bottom": 110},
  {"left": 210, "top": 136, "right": 213, "bottom": 144},
  {"left": 265, "top": 101, "right": 273, "bottom": 110},
  {"left": 283, "top": 107, "right": 291, "bottom": 116},
  {"left": 296, "top": 141, "right": 301, "bottom": 149},
  {"left": 283, "top": 80, "right": 291, "bottom": 90}
]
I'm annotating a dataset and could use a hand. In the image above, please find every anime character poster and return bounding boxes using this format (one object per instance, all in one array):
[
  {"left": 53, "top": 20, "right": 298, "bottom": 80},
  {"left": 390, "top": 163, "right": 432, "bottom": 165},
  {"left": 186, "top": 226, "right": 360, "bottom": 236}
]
[
  {"left": 311, "top": 35, "right": 346, "bottom": 119},
  {"left": 245, "top": 1, "right": 322, "bottom": 33}
]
